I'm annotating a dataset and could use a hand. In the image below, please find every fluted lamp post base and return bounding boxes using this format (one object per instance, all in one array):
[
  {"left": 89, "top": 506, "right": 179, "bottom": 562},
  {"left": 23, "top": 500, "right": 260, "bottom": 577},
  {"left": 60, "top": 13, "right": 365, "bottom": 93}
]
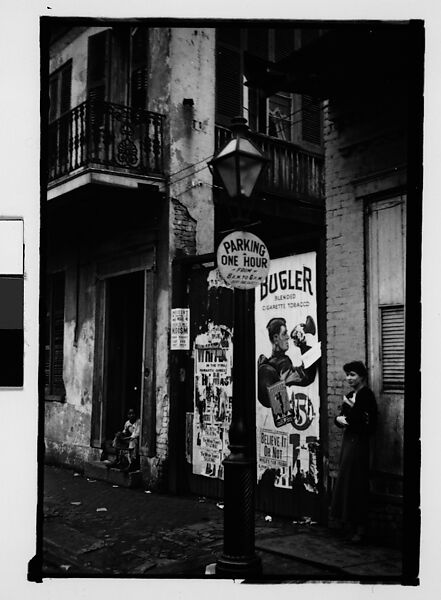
[{"left": 215, "top": 451, "right": 262, "bottom": 578}]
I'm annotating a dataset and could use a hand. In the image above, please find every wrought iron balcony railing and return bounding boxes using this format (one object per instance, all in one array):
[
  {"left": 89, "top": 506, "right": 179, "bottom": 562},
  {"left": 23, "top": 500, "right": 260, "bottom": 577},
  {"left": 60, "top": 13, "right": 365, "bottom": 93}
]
[
  {"left": 215, "top": 125, "right": 324, "bottom": 203},
  {"left": 48, "top": 100, "right": 165, "bottom": 183}
]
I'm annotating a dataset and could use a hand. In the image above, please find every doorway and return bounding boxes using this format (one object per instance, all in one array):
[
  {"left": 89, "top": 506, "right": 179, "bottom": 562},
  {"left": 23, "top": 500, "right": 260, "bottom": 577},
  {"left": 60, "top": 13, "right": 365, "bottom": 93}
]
[{"left": 104, "top": 270, "right": 144, "bottom": 443}]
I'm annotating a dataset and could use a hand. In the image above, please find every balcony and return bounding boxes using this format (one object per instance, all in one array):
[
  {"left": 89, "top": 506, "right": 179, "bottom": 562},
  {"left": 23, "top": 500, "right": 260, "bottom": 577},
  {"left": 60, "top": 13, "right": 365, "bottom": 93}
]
[
  {"left": 215, "top": 125, "right": 324, "bottom": 203},
  {"left": 48, "top": 100, "right": 165, "bottom": 186}
]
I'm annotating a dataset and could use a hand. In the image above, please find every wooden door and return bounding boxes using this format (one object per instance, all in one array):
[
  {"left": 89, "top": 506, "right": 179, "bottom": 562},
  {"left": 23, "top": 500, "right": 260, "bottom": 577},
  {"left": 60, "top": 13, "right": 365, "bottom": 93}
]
[{"left": 367, "top": 195, "right": 406, "bottom": 492}]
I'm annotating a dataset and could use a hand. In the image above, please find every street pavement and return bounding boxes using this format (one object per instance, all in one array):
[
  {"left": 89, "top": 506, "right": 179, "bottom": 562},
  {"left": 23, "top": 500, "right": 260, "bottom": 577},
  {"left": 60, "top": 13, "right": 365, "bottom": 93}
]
[{"left": 39, "top": 465, "right": 403, "bottom": 582}]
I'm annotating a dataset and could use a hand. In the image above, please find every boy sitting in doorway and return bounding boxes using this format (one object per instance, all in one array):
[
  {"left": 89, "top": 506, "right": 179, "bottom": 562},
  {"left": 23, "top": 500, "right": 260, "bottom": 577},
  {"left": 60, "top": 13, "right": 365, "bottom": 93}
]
[{"left": 107, "top": 408, "right": 140, "bottom": 472}]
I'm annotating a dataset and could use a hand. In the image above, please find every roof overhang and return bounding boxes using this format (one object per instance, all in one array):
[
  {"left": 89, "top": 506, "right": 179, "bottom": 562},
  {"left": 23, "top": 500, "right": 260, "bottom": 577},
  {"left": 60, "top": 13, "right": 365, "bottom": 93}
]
[{"left": 245, "top": 23, "right": 420, "bottom": 100}]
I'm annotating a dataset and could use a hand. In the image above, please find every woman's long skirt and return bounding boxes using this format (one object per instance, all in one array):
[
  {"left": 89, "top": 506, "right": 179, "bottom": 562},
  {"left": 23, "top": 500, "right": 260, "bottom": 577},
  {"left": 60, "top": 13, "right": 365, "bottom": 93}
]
[{"left": 331, "top": 430, "right": 370, "bottom": 526}]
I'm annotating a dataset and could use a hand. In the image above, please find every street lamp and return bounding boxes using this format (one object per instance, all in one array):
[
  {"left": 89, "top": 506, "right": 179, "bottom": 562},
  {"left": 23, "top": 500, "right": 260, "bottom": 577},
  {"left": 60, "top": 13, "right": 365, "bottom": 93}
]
[{"left": 209, "top": 117, "right": 268, "bottom": 578}]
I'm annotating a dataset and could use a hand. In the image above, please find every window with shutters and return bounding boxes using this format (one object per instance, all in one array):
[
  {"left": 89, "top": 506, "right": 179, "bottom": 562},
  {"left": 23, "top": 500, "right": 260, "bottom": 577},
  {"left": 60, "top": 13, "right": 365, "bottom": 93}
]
[
  {"left": 216, "top": 29, "right": 243, "bottom": 126},
  {"left": 87, "top": 30, "right": 111, "bottom": 104},
  {"left": 130, "top": 26, "right": 149, "bottom": 109},
  {"left": 48, "top": 60, "right": 72, "bottom": 174},
  {"left": 49, "top": 60, "right": 72, "bottom": 123},
  {"left": 45, "top": 272, "right": 66, "bottom": 400},
  {"left": 299, "top": 30, "right": 323, "bottom": 146},
  {"left": 367, "top": 195, "right": 406, "bottom": 394},
  {"left": 216, "top": 27, "right": 323, "bottom": 147},
  {"left": 245, "top": 28, "right": 297, "bottom": 140},
  {"left": 87, "top": 29, "right": 111, "bottom": 134},
  {"left": 302, "top": 95, "right": 322, "bottom": 145}
]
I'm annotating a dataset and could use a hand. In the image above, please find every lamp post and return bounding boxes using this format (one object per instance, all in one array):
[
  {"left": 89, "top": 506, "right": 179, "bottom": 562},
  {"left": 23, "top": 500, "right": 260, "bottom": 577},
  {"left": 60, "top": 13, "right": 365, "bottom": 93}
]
[{"left": 209, "top": 117, "right": 269, "bottom": 578}]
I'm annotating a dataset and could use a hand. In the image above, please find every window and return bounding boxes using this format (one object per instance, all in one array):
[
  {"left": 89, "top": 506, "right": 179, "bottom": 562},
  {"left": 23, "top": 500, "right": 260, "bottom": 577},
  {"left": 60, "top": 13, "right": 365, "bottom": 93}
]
[
  {"left": 87, "top": 30, "right": 111, "bottom": 104},
  {"left": 130, "top": 27, "right": 149, "bottom": 109},
  {"left": 48, "top": 60, "right": 72, "bottom": 176},
  {"left": 216, "top": 29, "right": 243, "bottom": 126},
  {"left": 216, "top": 27, "right": 322, "bottom": 147},
  {"left": 246, "top": 28, "right": 296, "bottom": 140},
  {"left": 45, "top": 273, "right": 66, "bottom": 400},
  {"left": 49, "top": 60, "right": 72, "bottom": 123},
  {"left": 302, "top": 95, "right": 322, "bottom": 145},
  {"left": 268, "top": 93, "right": 292, "bottom": 141}
]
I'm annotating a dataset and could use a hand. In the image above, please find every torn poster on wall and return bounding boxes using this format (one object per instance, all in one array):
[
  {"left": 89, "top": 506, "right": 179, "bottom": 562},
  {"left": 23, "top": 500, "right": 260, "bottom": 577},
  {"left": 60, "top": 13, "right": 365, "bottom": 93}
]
[
  {"left": 255, "top": 252, "right": 321, "bottom": 493},
  {"left": 192, "top": 269, "right": 233, "bottom": 479},
  {"left": 171, "top": 308, "right": 190, "bottom": 350}
]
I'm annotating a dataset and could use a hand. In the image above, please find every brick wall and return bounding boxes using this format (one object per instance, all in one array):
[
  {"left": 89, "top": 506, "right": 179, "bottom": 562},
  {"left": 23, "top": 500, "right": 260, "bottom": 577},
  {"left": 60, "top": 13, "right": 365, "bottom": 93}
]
[
  {"left": 325, "top": 103, "right": 369, "bottom": 476},
  {"left": 172, "top": 198, "right": 197, "bottom": 256},
  {"left": 324, "top": 96, "right": 407, "bottom": 544}
]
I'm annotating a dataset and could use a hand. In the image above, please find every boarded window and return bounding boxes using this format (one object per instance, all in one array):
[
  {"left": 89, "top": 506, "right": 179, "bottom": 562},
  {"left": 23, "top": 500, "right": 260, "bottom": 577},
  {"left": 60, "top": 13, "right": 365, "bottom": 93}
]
[
  {"left": 45, "top": 272, "right": 66, "bottom": 399},
  {"left": 381, "top": 305, "right": 405, "bottom": 391}
]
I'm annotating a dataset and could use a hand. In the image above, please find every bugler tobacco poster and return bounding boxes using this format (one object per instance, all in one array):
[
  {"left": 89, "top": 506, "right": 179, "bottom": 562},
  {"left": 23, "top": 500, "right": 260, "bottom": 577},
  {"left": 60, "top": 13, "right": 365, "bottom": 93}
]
[{"left": 255, "top": 252, "right": 321, "bottom": 492}]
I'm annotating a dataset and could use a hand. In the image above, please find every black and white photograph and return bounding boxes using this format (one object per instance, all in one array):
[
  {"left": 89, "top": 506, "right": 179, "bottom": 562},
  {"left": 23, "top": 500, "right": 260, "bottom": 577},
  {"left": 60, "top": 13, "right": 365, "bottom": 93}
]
[{"left": 2, "top": 1, "right": 440, "bottom": 597}]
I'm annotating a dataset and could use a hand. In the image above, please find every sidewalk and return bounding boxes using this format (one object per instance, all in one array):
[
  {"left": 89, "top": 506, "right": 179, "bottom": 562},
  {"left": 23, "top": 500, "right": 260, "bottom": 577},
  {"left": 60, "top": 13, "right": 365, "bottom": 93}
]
[{"left": 39, "top": 464, "right": 402, "bottom": 582}]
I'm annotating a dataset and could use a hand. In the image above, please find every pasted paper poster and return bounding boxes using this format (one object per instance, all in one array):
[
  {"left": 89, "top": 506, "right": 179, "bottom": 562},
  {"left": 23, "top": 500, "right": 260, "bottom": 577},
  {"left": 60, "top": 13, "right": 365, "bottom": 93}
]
[
  {"left": 171, "top": 308, "right": 190, "bottom": 350},
  {"left": 255, "top": 252, "right": 321, "bottom": 493},
  {"left": 192, "top": 269, "right": 234, "bottom": 479}
]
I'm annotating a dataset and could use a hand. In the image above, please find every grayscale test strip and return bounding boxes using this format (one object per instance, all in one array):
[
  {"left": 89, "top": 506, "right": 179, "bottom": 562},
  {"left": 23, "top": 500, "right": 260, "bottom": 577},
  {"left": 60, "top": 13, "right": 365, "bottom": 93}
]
[{"left": 0, "top": 219, "right": 24, "bottom": 387}]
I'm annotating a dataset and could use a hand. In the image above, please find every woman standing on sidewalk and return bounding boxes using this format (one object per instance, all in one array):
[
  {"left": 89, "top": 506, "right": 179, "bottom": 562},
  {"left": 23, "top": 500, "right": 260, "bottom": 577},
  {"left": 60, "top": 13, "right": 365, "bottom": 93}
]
[{"left": 331, "top": 361, "right": 377, "bottom": 543}]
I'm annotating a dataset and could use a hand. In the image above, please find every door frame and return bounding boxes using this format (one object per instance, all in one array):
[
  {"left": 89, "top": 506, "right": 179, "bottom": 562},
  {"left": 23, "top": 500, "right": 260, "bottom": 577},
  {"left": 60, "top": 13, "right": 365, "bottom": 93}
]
[{"left": 91, "top": 250, "right": 156, "bottom": 456}]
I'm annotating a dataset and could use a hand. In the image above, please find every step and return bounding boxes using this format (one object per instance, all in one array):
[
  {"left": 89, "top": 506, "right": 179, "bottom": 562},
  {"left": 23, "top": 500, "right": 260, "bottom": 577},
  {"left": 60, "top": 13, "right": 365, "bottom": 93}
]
[{"left": 84, "top": 461, "right": 142, "bottom": 489}]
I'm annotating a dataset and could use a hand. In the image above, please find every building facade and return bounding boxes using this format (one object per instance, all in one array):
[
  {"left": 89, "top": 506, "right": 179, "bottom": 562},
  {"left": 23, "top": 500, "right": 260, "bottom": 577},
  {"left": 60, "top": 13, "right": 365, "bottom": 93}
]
[
  {"left": 247, "top": 24, "right": 422, "bottom": 546},
  {"left": 44, "top": 21, "right": 420, "bottom": 547},
  {"left": 44, "top": 24, "right": 217, "bottom": 486},
  {"left": 43, "top": 21, "right": 325, "bottom": 512}
]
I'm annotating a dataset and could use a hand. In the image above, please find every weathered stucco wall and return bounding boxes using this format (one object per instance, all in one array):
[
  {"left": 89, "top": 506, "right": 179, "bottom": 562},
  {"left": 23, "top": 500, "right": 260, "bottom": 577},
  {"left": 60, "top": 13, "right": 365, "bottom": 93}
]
[
  {"left": 46, "top": 26, "right": 217, "bottom": 489},
  {"left": 49, "top": 26, "right": 108, "bottom": 106},
  {"left": 168, "top": 28, "right": 216, "bottom": 255},
  {"left": 45, "top": 257, "right": 99, "bottom": 468}
]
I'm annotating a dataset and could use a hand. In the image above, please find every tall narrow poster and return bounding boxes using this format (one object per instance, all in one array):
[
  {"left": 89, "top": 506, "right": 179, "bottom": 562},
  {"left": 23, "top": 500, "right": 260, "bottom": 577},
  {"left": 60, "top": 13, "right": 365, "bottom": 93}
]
[
  {"left": 192, "top": 269, "right": 233, "bottom": 479},
  {"left": 255, "top": 252, "right": 321, "bottom": 495}
]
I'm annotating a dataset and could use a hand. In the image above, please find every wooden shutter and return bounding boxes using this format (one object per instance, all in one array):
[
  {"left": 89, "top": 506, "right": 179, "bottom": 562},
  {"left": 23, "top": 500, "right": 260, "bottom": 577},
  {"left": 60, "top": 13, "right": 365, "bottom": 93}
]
[
  {"left": 216, "top": 28, "right": 242, "bottom": 125},
  {"left": 216, "top": 45, "right": 242, "bottom": 122},
  {"left": 49, "top": 60, "right": 71, "bottom": 122},
  {"left": 302, "top": 94, "right": 321, "bottom": 145},
  {"left": 59, "top": 62, "right": 72, "bottom": 115},
  {"left": 49, "top": 77, "right": 59, "bottom": 123},
  {"left": 45, "top": 273, "right": 66, "bottom": 398},
  {"left": 130, "top": 27, "right": 149, "bottom": 109},
  {"left": 52, "top": 273, "right": 65, "bottom": 394},
  {"left": 87, "top": 29, "right": 110, "bottom": 103},
  {"left": 381, "top": 305, "right": 405, "bottom": 391},
  {"left": 91, "top": 279, "right": 106, "bottom": 448}
]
